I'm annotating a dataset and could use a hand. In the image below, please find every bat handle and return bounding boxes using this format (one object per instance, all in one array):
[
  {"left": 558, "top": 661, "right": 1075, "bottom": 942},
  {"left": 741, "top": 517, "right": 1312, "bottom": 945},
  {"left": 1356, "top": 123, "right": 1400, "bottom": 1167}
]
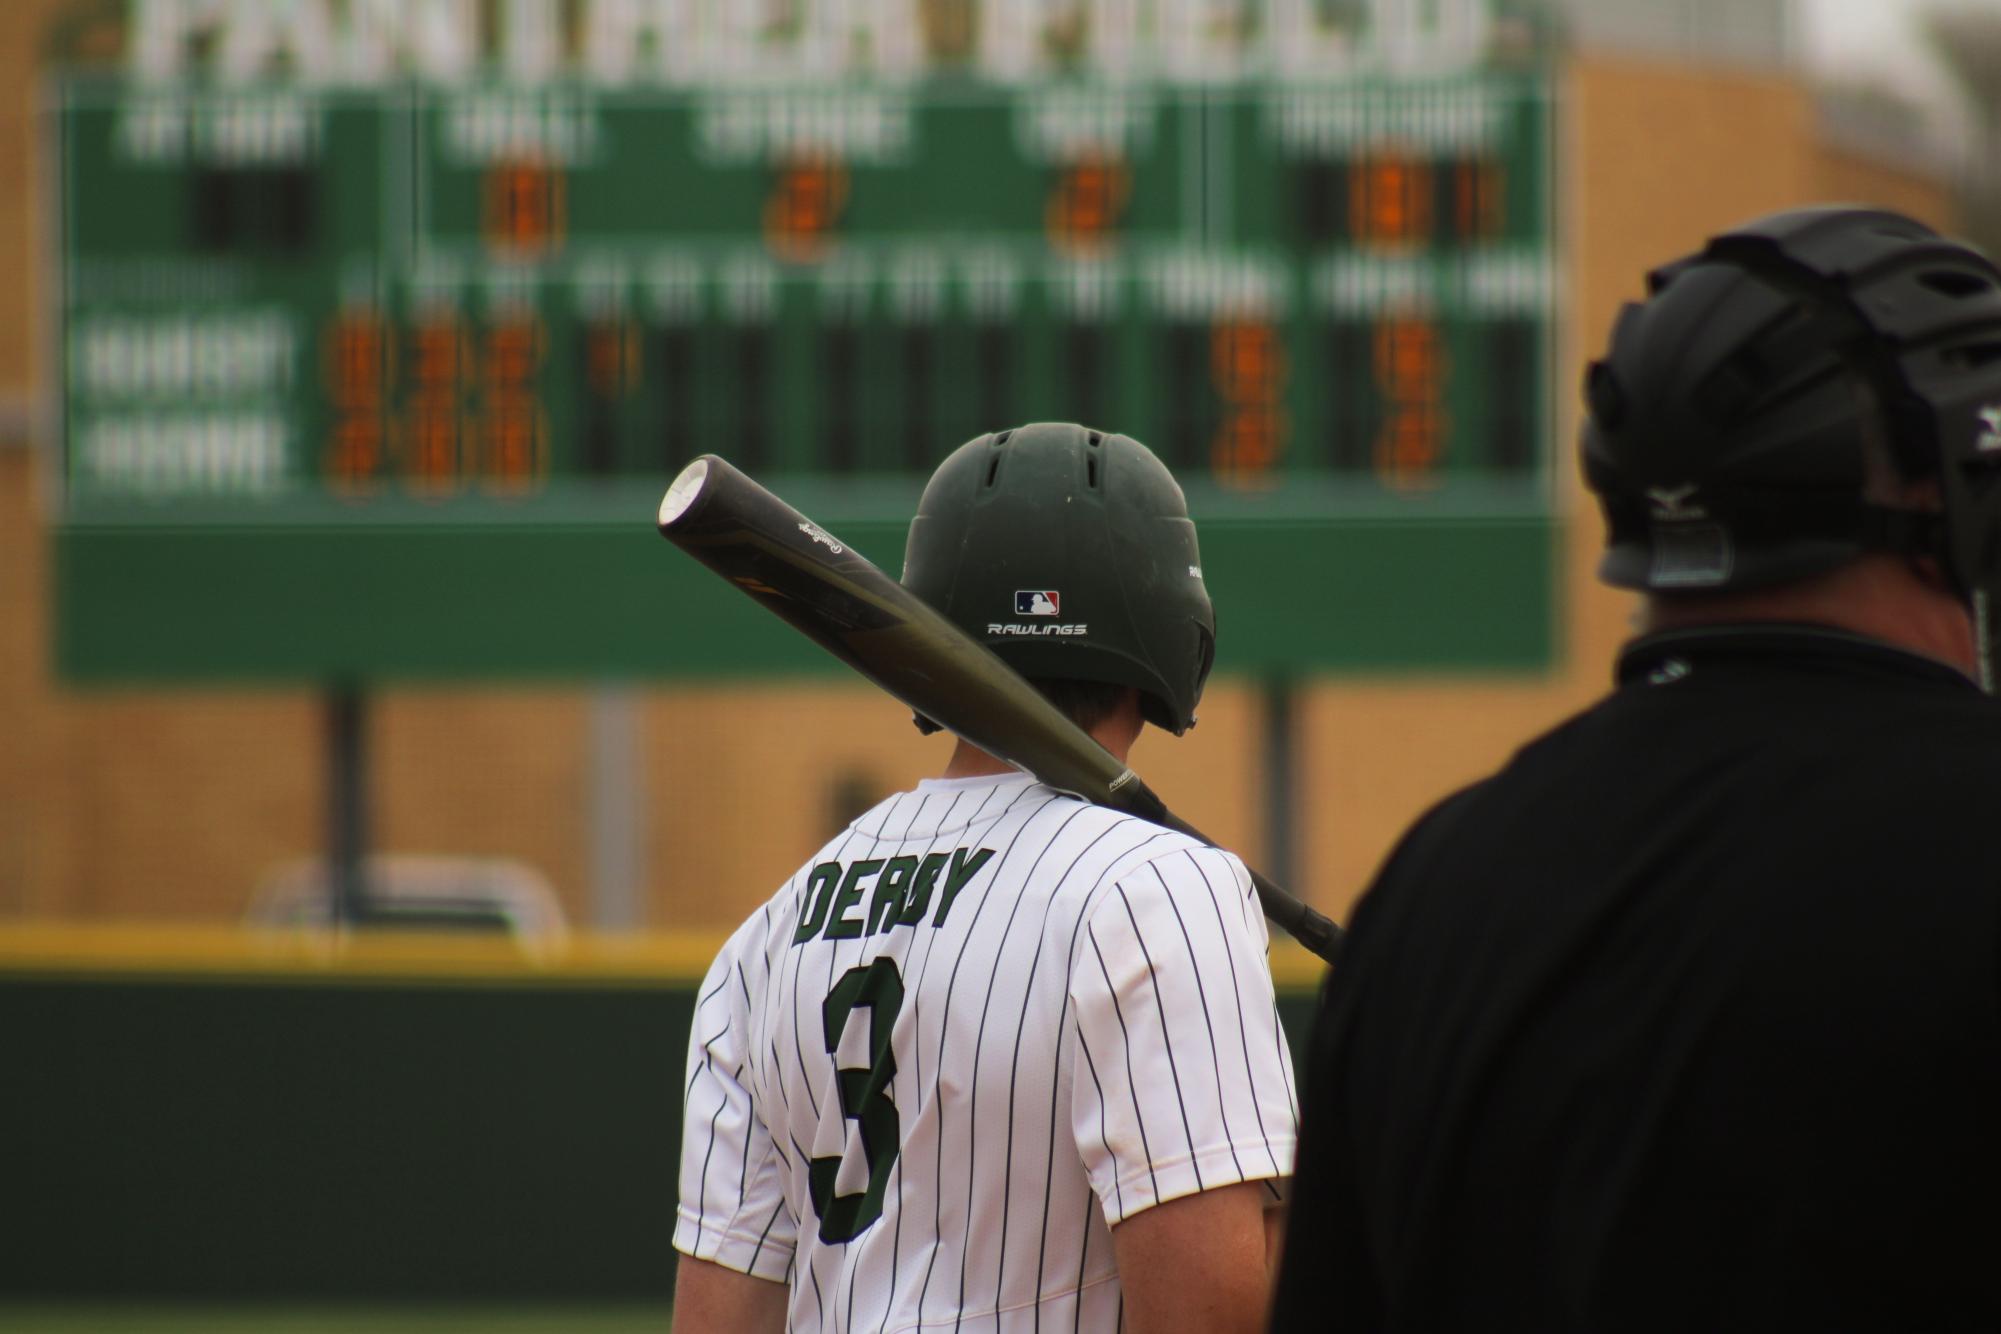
[
  {"left": 1250, "top": 870, "right": 1342, "bottom": 964},
  {"left": 1148, "top": 800, "right": 1341, "bottom": 965}
]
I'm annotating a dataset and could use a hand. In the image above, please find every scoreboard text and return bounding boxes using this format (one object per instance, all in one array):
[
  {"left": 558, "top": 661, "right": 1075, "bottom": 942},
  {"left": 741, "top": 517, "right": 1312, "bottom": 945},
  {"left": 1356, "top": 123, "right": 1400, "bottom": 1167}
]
[
  {"left": 64, "top": 81, "right": 1550, "bottom": 503},
  {"left": 53, "top": 0, "right": 1557, "bottom": 680}
]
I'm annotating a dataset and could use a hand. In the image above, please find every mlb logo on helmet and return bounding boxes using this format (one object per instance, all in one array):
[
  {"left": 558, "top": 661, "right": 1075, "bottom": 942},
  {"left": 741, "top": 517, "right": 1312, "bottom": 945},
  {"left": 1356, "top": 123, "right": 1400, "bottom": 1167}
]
[{"left": 1016, "top": 590, "right": 1060, "bottom": 616}]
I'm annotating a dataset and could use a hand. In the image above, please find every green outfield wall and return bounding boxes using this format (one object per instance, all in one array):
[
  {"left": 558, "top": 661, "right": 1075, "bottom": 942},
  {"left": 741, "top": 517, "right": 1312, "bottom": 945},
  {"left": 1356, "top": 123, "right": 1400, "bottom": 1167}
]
[{"left": 0, "top": 930, "right": 1324, "bottom": 1300}]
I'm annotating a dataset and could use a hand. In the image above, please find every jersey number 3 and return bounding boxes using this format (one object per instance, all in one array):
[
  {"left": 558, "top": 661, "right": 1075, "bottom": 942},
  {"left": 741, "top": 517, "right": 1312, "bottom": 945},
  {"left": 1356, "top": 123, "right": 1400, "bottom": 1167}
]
[{"left": 809, "top": 957, "right": 905, "bottom": 1243}]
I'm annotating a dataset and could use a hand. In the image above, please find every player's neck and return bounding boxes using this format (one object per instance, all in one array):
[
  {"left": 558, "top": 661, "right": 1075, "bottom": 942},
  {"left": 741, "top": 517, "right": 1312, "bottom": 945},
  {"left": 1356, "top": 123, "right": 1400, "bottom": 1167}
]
[
  {"left": 939, "top": 742, "right": 1023, "bottom": 778},
  {"left": 940, "top": 699, "right": 1145, "bottom": 779}
]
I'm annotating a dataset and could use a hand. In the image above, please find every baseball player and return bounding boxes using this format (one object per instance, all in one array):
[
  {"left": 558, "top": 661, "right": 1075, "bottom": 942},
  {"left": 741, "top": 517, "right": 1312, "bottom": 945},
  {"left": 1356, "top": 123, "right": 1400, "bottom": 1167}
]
[
  {"left": 1273, "top": 208, "right": 2001, "bottom": 1329},
  {"left": 673, "top": 423, "right": 1298, "bottom": 1334}
]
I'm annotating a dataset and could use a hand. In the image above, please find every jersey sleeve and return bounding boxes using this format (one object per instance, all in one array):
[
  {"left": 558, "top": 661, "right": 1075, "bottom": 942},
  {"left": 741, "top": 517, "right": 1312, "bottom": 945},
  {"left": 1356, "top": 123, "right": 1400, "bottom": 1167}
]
[
  {"left": 1068, "top": 844, "right": 1300, "bottom": 1226},
  {"left": 673, "top": 915, "right": 797, "bottom": 1281}
]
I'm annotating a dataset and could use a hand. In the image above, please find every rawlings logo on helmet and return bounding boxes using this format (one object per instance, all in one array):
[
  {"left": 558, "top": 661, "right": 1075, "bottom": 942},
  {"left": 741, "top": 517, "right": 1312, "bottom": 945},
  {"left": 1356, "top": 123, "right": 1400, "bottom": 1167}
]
[{"left": 987, "top": 622, "right": 1089, "bottom": 637}]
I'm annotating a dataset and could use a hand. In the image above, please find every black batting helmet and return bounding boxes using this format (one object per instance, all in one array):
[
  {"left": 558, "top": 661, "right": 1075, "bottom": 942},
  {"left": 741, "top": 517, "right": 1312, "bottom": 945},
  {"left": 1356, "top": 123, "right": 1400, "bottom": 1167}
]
[
  {"left": 901, "top": 422, "right": 1216, "bottom": 734},
  {"left": 1582, "top": 206, "right": 2001, "bottom": 673}
]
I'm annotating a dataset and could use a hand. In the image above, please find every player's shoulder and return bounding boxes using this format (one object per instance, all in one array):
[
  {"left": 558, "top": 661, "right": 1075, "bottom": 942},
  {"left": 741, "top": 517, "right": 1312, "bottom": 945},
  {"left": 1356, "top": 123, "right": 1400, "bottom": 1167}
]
[
  {"left": 709, "top": 884, "right": 785, "bottom": 970},
  {"left": 1041, "top": 790, "right": 1220, "bottom": 864},
  {"left": 727, "top": 786, "right": 932, "bottom": 949},
  {"left": 1036, "top": 796, "right": 1253, "bottom": 911},
  {"left": 792, "top": 781, "right": 968, "bottom": 867}
]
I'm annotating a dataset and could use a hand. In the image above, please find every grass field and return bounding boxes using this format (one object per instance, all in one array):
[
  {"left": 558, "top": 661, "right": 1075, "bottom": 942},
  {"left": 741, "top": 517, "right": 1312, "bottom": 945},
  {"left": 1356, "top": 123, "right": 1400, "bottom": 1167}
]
[{"left": 0, "top": 1307, "right": 675, "bottom": 1333}]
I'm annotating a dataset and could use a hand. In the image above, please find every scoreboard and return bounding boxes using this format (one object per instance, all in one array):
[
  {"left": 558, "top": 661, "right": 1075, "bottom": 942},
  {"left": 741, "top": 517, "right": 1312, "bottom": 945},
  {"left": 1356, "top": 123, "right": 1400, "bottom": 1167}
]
[{"left": 50, "top": 12, "right": 1557, "bottom": 682}]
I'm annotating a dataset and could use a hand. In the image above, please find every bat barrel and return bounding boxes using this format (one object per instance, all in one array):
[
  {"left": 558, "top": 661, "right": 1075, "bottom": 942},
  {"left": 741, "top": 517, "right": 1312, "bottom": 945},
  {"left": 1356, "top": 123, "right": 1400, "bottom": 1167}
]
[{"left": 657, "top": 457, "right": 715, "bottom": 530}]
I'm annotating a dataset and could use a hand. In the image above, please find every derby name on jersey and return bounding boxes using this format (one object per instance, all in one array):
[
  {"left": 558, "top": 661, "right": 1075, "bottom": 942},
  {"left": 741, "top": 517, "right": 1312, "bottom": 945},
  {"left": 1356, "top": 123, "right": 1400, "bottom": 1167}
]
[{"left": 791, "top": 846, "right": 995, "bottom": 944}]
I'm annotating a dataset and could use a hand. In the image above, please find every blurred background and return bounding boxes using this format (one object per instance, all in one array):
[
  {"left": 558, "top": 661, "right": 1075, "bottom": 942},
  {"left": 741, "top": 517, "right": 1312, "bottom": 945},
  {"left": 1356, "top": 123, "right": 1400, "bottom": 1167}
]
[{"left": 2, "top": 0, "right": 1995, "bottom": 1328}]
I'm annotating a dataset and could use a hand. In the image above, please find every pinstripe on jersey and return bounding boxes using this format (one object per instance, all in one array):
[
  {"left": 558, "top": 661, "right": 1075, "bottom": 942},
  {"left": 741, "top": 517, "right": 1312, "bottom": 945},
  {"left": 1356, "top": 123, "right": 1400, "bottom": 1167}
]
[{"left": 675, "top": 772, "right": 1298, "bottom": 1333}]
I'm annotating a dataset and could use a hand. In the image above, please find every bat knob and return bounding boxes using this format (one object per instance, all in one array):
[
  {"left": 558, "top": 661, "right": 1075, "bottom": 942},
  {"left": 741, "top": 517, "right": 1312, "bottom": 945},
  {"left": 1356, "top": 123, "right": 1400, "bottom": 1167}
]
[{"left": 658, "top": 457, "right": 713, "bottom": 530}]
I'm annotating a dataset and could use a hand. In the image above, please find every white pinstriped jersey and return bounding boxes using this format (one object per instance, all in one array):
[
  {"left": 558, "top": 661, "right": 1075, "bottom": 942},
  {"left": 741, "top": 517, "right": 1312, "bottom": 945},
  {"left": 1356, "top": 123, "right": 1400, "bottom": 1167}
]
[{"left": 674, "top": 772, "right": 1299, "bottom": 1332}]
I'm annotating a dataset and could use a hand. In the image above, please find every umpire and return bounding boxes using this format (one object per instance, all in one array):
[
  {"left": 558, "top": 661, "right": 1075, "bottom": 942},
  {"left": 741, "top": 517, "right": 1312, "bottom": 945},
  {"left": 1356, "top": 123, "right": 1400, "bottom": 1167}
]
[{"left": 1272, "top": 206, "right": 2001, "bottom": 1331}]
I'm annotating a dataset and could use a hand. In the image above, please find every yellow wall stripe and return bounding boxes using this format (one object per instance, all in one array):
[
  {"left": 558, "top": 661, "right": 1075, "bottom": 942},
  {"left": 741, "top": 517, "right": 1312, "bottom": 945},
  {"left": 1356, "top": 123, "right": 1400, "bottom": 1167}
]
[
  {"left": 0, "top": 921, "right": 1331, "bottom": 991},
  {"left": 0, "top": 922, "right": 722, "bottom": 986}
]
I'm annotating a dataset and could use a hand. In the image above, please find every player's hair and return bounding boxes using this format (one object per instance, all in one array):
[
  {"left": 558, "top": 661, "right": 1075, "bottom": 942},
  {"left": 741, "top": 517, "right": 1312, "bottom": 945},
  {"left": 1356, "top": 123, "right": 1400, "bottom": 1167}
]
[
  {"left": 1029, "top": 677, "right": 1133, "bottom": 733},
  {"left": 910, "top": 676, "right": 1131, "bottom": 738}
]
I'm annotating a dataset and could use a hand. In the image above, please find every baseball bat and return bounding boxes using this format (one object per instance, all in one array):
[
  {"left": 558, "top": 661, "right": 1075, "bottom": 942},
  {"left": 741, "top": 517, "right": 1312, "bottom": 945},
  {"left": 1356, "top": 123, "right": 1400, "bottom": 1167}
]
[{"left": 656, "top": 453, "right": 1342, "bottom": 965}]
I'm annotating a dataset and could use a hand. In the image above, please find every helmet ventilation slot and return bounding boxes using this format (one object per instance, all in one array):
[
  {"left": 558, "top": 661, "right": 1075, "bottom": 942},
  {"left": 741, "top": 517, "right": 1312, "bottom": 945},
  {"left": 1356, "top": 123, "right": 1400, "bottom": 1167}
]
[
  {"left": 1918, "top": 270, "right": 1993, "bottom": 299},
  {"left": 1945, "top": 341, "right": 2001, "bottom": 370},
  {"left": 985, "top": 430, "right": 1012, "bottom": 487}
]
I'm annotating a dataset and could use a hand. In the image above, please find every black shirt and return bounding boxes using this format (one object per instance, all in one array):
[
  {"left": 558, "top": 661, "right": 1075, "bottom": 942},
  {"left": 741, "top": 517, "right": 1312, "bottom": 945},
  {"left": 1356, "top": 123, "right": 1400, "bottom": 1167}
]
[{"left": 1272, "top": 626, "right": 2001, "bottom": 1332}]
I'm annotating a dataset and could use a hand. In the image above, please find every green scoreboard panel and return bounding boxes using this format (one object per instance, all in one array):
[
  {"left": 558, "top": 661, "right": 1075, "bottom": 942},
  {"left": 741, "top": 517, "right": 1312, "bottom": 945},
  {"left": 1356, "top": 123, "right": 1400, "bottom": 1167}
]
[{"left": 52, "top": 63, "right": 1556, "bottom": 681}]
